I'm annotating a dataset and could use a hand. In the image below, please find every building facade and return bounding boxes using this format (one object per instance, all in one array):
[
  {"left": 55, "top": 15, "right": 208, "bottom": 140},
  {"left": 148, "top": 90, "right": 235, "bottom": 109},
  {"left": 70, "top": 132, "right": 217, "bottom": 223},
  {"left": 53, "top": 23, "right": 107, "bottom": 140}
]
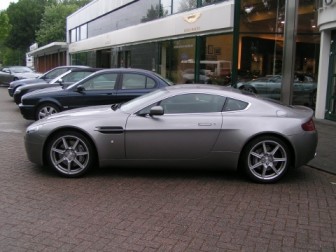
[{"left": 64, "top": 0, "right": 334, "bottom": 120}]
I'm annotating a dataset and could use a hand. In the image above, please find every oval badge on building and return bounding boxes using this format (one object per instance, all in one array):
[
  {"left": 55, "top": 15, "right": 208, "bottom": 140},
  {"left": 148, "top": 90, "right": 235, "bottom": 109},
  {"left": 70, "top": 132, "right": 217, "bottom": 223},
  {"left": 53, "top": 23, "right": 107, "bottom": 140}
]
[{"left": 184, "top": 13, "right": 201, "bottom": 23}]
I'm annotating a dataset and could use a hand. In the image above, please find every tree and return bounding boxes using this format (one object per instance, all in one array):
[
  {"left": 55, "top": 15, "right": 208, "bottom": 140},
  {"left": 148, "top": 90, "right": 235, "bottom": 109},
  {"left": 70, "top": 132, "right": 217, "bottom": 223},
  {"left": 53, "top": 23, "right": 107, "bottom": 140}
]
[
  {"left": 178, "top": 0, "right": 197, "bottom": 12},
  {"left": 5, "top": 0, "right": 56, "bottom": 51},
  {"left": 36, "top": 0, "right": 91, "bottom": 45},
  {"left": 141, "top": 4, "right": 168, "bottom": 23},
  {"left": 0, "top": 11, "right": 11, "bottom": 41}
]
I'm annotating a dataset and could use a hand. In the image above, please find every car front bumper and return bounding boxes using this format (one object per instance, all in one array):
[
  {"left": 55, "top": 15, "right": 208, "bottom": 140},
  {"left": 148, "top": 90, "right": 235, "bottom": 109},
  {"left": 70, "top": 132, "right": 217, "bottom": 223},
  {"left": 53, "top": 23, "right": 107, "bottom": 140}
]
[{"left": 19, "top": 103, "right": 36, "bottom": 120}]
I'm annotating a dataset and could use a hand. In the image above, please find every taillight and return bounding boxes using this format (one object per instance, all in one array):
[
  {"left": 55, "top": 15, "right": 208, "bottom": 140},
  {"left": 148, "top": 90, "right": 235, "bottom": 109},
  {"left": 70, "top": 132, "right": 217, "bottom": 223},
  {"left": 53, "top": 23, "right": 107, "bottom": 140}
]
[{"left": 301, "top": 118, "right": 316, "bottom": 131}]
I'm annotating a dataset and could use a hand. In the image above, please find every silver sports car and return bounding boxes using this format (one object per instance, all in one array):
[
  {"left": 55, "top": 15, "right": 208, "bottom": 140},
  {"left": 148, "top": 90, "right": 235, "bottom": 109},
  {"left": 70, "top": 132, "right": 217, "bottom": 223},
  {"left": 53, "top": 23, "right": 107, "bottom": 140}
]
[{"left": 24, "top": 84, "right": 317, "bottom": 183}]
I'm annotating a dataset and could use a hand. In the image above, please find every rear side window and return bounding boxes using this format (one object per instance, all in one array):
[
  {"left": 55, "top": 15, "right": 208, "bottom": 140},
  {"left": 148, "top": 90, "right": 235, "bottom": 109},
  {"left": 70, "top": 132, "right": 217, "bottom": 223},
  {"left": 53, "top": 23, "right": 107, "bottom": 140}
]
[
  {"left": 121, "top": 73, "right": 156, "bottom": 89},
  {"left": 223, "top": 98, "right": 248, "bottom": 111}
]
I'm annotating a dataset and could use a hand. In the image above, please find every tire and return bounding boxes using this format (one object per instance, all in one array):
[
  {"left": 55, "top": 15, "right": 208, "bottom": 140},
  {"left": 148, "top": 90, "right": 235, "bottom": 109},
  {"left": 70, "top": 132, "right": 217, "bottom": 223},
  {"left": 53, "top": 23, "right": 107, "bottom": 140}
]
[
  {"left": 240, "top": 85, "right": 257, "bottom": 94},
  {"left": 241, "top": 136, "right": 291, "bottom": 183},
  {"left": 46, "top": 131, "right": 95, "bottom": 178},
  {"left": 35, "top": 103, "right": 60, "bottom": 120}
]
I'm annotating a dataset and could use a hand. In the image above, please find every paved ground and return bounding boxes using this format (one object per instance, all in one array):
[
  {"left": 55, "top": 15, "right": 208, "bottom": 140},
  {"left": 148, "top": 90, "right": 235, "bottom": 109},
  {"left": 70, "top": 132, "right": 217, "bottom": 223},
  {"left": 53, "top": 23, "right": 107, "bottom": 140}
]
[{"left": 0, "top": 87, "right": 335, "bottom": 251}]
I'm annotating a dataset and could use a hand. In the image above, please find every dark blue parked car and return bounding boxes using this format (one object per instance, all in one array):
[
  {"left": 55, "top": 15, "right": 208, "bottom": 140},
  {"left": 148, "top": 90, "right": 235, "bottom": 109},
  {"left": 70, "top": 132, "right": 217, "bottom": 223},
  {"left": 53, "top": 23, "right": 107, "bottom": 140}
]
[{"left": 19, "top": 68, "right": 173, "bottom": 120}]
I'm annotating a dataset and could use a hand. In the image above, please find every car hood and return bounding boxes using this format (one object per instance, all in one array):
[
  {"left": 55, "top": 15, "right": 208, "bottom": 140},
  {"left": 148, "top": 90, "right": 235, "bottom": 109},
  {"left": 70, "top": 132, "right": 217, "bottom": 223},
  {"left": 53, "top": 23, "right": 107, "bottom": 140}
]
[
  {"left": 15, "top": 72, "right": 42, "bottom": 79},
  {"left": 47, "top": 105, "right": 115, "bottom": 121},
  {"left": 25, "top": 86, "right": 64, "bottom": 96},
  {"left": 28, "top": 105, "right": 128, "bottom": 130},
  {"left": 10, "top": 78, "right": 46, "bottom": 87}
]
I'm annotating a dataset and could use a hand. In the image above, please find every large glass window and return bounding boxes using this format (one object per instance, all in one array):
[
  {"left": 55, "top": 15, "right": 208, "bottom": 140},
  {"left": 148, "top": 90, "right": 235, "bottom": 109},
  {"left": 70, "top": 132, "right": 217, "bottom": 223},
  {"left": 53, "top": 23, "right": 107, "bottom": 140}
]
[
  {"left": 236, "top": 0, "right": 319, "bottom": 107},
  {"left": 161, "top": 38, "right": 196, "bottom": 83},
  {"left": 199, "top": 34, "right": 233, "bottom": 85}
]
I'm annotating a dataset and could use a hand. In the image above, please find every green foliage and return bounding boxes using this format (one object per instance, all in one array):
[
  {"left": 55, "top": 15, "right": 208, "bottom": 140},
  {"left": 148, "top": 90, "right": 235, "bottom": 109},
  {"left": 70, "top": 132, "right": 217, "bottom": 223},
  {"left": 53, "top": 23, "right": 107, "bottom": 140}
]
[
  {"left": 5, "top": 0, "right": 55, "bottom": 50},
  {"left": 36, "top": 0, "right": 91, "bottom": 45},
  {"left": 36, "top": 4, "right": 77, "bottom": 45},
  {"left": 0, "top": 47, "right": 25, "bottom": 66},
  {"left": 0, "top": 11, "right": 11, "bottom": 41}
]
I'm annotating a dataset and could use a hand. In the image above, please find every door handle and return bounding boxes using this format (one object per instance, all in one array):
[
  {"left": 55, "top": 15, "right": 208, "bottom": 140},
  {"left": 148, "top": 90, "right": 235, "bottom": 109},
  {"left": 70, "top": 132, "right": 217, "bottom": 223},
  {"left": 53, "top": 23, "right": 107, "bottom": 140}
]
[{"left": 198, "top": 123, "right": 213, "bottom": 126}]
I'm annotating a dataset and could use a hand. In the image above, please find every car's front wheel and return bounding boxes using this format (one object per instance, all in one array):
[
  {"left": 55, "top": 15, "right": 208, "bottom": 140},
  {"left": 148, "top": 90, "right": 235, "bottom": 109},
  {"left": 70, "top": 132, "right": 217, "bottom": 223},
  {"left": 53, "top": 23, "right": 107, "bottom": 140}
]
[
  {"left": 46, "top": 131, "right": 95, "bottom": 178},
  {"left": 241, "top": 136, "right": 291, "bottom": 183},
  {"left": 35, "top": 103, "right": 60, "bottom": 120}
]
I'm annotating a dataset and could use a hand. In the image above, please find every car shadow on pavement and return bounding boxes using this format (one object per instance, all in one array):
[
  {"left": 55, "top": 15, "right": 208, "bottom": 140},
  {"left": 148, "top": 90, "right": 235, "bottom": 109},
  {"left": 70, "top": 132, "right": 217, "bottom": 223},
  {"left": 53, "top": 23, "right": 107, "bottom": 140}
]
[{"left": 29, "top": 163, "right": 320, "bottom": 185}]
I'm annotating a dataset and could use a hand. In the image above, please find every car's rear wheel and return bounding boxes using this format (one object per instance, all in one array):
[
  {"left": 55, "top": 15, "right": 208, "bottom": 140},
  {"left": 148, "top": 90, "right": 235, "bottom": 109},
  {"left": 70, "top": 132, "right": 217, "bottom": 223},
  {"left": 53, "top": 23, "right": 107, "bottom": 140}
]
[
  {"left": 35, "top": 103, "right": 60, "bottom": 120},
  {"left": 46, "top": 131, "right": 94, "bottom": 178},
  {"left": 241, "top": 136, "right": 290, "bottom": 183}
]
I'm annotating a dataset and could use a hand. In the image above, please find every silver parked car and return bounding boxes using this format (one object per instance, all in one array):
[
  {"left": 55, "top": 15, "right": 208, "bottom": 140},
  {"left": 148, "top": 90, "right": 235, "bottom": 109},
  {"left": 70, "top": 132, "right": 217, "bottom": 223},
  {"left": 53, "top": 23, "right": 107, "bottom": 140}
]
[
  {"left": 0, "top": 66, "right": 41, "bottom": 86},
  {"left": 236, "top": 74, "right": 317, "bottom": 106},
  {"left": 24, "top": 84, "right": 317, "bottom": 183}
]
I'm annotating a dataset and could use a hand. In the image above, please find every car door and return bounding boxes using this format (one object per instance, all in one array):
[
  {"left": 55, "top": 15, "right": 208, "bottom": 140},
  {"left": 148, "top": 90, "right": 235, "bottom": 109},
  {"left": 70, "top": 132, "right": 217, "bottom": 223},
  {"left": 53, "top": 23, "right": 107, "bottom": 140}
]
[
  {"left": 124, "top": 93, "right": 225, "bottom": 159},
  {"left": 61, "top": 72, "right": 119, "bottom": 110}
]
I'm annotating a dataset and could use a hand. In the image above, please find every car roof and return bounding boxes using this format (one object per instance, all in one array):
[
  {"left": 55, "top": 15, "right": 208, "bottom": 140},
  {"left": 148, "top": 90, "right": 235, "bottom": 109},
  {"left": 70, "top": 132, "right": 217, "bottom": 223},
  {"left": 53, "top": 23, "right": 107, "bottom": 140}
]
[
  {"left": 94, "top": 68, "right": 158, "bottom": 74},
  {"left": 70, "top": 68, "right": 102, "bottom": 73}
]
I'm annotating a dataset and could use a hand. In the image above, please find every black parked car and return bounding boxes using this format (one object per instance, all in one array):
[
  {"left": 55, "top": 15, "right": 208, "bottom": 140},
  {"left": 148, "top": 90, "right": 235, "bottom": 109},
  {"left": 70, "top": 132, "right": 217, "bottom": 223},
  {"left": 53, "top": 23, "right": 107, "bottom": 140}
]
[
  {"left": 19, "top": 68, "right": 173, "bottom": 120},
  {"left": 8, "top": 65, "right": 88, "bottom": 97},
  {"left": 13, "top": 68, "right": 100, "bottom": 104}
]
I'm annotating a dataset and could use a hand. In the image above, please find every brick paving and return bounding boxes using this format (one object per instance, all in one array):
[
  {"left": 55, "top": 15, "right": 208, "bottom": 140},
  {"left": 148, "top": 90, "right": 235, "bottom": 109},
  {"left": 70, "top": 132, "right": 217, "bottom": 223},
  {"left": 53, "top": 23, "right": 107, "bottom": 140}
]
[{"left": 0, "top": 87, "right": 335, "bottom": 251}]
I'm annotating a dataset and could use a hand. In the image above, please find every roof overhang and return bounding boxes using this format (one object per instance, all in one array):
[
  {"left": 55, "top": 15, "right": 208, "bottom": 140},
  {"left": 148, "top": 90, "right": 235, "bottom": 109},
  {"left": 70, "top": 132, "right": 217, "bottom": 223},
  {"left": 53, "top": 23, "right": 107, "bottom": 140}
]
[{"left": 28, "top": 42, "right": 68, "bottom": 57}]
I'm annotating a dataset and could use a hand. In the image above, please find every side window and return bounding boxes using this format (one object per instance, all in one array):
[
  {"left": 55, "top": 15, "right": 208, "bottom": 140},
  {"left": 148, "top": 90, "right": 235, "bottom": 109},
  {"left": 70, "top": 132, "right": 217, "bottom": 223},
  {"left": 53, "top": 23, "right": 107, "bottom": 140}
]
[
  {"left": 62, "top": 72, "right": 91, "bottom": 82},
  {"left": 121, "top": 74, "right": 156, "bottom": 89},
  {"left": 160, "top": 93, "right": 225, "bottom": 114},
  {"left": 82, "top": 73, "right": 117, "bottom": 90},
  {"left": 223, "top": 98, "right": 248, "bottom": 112},
  {"left": 147, "top": 78, "right": 156, "bottom": 88}
]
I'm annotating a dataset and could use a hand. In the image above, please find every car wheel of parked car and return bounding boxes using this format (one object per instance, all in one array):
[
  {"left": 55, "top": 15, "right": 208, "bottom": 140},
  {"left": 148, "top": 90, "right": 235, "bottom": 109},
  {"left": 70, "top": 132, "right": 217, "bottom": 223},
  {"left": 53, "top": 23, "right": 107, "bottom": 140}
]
[
  {"left": 241, "top": 136, "right": 290, "bottom": 183},
  {"left": 239, "top": 85, "right": 257, "bottom": 94},
  {"left": 46, "top": 131, "right": 95, "bottom": 177},
  {"left": 36, "top": 103, "right": 60, "bottom": 120}
]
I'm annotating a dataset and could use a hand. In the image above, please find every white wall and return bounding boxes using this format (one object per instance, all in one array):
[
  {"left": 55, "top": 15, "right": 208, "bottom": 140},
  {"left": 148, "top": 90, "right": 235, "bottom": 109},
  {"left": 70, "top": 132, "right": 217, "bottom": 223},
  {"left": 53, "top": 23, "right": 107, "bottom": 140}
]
[{"left": 68, "top": 1, "right": 234, "bottom": 54}]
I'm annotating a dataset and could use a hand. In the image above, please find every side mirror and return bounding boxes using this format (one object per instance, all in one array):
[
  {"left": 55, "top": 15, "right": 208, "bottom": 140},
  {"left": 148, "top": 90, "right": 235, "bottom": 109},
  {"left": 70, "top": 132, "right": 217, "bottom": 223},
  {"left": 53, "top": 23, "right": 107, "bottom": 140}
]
[
  {"left": 76, "top": 85, "right": 85, "bottom": 92},
  {"left": 149, "top": 106, "right": 164, "bottom": 116},
  {"left": 56, "top": 78, "right": 63, "bottom": 84}
]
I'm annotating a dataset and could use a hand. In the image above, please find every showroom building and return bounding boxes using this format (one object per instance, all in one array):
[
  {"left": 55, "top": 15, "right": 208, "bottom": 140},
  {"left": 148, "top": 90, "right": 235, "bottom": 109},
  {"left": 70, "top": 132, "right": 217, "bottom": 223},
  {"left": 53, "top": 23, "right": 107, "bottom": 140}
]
[{"left": 29, "top": 0, "right": 336, "bottom": 121}]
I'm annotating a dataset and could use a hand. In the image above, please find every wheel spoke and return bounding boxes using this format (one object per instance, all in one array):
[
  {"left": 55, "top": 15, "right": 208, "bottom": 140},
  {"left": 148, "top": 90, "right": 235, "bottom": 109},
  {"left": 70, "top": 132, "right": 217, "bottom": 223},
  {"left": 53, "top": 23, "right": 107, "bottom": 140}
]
[
  {"left": 250, "top": 151, "right": 263, "bottom": 159},
  {"left": 250, "top": 161, "right": 263, "bottom": 170},
  {"left": 72, "top": 139, "right": 80, "bottom": 149},
  {"left": 273, "top": 157, "right": 286, "bottom": 163},
  {"left": 67, "top": 161, "right": 72, "bottom": 172},
  {"left": 51, "top": 147, "right": 65, "bottom": 155},
  {"left": 62, "top": 137, "right": 69, "bottom": 149},
  {"left": 270, "top": 144, "right": 280, "bottom": 155},
  {"left": 73, "top": 158, "right": 85, "bottom": 168},
  {"left": 262, "top": 142, "right": 268, "bottom": 153}
]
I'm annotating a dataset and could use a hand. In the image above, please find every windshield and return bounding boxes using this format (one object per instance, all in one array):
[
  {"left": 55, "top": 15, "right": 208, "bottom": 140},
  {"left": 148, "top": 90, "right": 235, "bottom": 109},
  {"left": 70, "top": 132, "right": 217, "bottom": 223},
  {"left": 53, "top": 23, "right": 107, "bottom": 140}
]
[
  {"left": 10, "top": 66, "right": 33, "bottom": 73},
  {"left": 120, "top": 89, "right": 169, "bottom": 112},
  {"left": 49, "top": 70, "right": 72, "bottom": 84}
]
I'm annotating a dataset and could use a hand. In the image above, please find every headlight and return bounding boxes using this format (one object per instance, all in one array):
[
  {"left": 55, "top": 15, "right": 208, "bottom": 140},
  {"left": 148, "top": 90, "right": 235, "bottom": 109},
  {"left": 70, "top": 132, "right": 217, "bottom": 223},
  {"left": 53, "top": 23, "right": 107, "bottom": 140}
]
[
  {"left": 26, "top": 124, "right": 42, "bottom": 134},
  {"left": 14, "top": 89, "right": 21, "bottom": 95}
]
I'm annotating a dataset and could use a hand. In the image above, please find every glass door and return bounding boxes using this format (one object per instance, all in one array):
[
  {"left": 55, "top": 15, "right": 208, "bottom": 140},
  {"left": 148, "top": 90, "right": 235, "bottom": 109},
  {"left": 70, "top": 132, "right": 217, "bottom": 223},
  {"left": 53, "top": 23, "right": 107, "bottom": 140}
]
[{"left": 325, "top": 31, "right": 336, "bottom": 121}]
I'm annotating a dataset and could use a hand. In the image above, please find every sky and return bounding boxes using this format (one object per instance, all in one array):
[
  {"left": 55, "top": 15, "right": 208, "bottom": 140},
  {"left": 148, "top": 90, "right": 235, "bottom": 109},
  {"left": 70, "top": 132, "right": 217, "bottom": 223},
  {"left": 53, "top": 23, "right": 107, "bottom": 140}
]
[{"left": 0, "top": 0, "right": 18, "bottom": 11}]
